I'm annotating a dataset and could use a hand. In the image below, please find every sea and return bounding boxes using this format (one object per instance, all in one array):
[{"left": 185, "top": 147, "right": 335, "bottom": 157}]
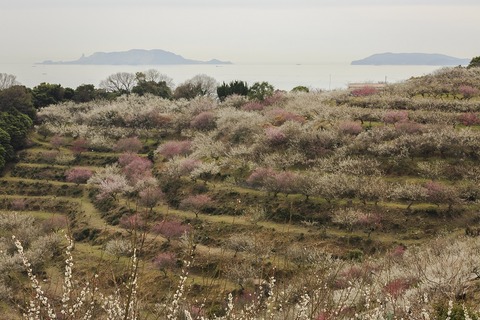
[{"left": 0, "top": 63, "right": 447, "bottom": 91}]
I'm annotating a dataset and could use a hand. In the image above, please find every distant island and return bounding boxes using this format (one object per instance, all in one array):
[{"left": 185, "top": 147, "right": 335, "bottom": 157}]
[
  {"left": 351, "top": 53, "right": 470, "bottom": 66},
  {"left": 39, "top": 49, "right": 232, "bottom": 65}
]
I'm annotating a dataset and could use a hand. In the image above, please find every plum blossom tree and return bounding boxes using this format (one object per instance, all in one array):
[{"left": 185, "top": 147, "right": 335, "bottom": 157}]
[
  {"left": 87, "top": 165, "right": 132, "bottom": 201},
  {"left": 351, "top": 86, "right": 378, "bottom": 97},
  {"left": 295, "top": 173, "right": 320, "bottom": 201},
  {"left": 267, "top": 108, "right": 305, "bottom": 126},
  {"left": 383, "top": 110, "right": 409, "bottom": 125},
  {"left": 153, "top": 252, "right": 176, "bottom": 276},
  {"left": 113, "top": 136, "right": 143, "bottom": 153},
  {"left": 189, "top": 162, "right": 220, "bottom": 184},
  {"left": 65, "top": 167, "right": 93, "bottom": 185},
  {"left": 155, "top": 140, "right": 192, "bottom": 159},
  {"left": 119, "top": 213, "right": 146, "bottom": 231},
  {"left": 190, "top": 111, "right": 216, "bottom": 131},
  {"left": 266, "top": 171, "right": 299, "bottom": 197},
  {"left": 424, "top": 181, "right": 459, "bottom": 211},
  {"left": 264, "top": 126, "right": 288, "bottom": 146},
  {"left": 356, "top": 176, "right": 388, "bottom": 205},
  {"left": 247, "top": 167, "right": 299, "bottom": 197},
  {"left": 120, "top": 155, "right": 153, "bottom": 184},
  {"left": 50, "top": 135, "right": 66, "bottom": 150},
  {"left": 179, "top": 194, "right": 213, "bottom": 218},
  {"left": 389, "top": 182, "right": 427, "bottom": 210},
  {"left": 338, "top": 121, "right": 362, "bottom": 135},
  {"left": 458, "top": 113, "right": 480, "bottom": 126},
  {"left": 70, "top": 138, "right": 88, "bottom": 157},
  {"left": 458, "top": 85, "right": 479, "bottom": 100},
  {"left": 246, "top": 167, "right": 276, "bottom": 188},
  {"left": 152, "top": 220, "right": 191, "bottom": 242},
  {"left": 331, "top": 208, "right": 364, "bottom": 232},
  {"left": 138, "top": 186, "right": 164, "bottom": 212}
]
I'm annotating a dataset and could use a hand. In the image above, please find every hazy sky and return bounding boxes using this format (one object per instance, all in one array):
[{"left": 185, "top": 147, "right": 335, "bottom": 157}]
[{"left": 1, "top": 0, "right": 478, "bottom": 64}]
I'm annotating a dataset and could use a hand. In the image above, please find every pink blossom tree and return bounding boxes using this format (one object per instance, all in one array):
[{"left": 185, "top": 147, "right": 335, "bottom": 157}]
[
  {"left": 425, "top": 181, "right": 459, "bottom": 211},
  {"left": 138, "top": 186, "right": 164, "bottom": 212},
  {"left": 153, "top": 252, "right": 176, "bottom": 276},
  {"left": 119, "top": 213, "right": 146, "bottom": 231},
  {"left": 113, "top": 136, "right": 143, "bottom": 153},
  {"left": 267, "top": 171, "right": 299, "bottom": 197},
  {"left": 43, "top": 150, "right": 59, "bottom": 163},
  {"left": 190, "top": 111, "right": 216, "bottom": 131},
  {"left": 152, "top": 220, "right": 191, "bottom": 242},
  {"left": 241, "top": 101, "right": 264, "bottom": 111},
  {"left": 394, "top": 121, "right": 424, "bottom": 134},
  {"left": 178, "top": 158, "right": 202, "bottom": 176},
  {"left": 382, "top": 110, "right": 409, "bottom": 125},
  {"left": 65, "top": 167, "right": 93, "bottom": 185},
  {"left": 120, "top": 155, "right": 153, "bottom": 184},
  {"left": 458, "top": 112, "right": 480, "bottom": 126},
  {"left": 179, "top": 194, "right": 213, "bottom": 218},
  {"left": 351, "top": 86, "right": 378, "bottom": 97},
  {"left": 246, "top": 167, "right": 299, "bottom": 197},
  {"left": 264, "top": 126, "right": 288, "bottom": 145},
  {"left": 50, "top": 135, "right": 66, "bottom": 150},
  {"left": 71, "top": 137, "right": 88, "bottom": 156},
  {"left": 246, "top": 167, "right": 276, "bottom": 188},
  {"left": 458, "top": 85, "right": 479, "bottom": 100},
  {"left": 156, "top": 140, "right": 192, "bottom": 159},
  {"left": 338, "top": 121, "right": 362, "bottom": 135}
]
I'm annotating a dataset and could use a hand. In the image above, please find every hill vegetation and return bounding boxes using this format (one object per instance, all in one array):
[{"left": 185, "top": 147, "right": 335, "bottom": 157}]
[{"left": 1, "top": 62, "right": 480, "bottom": 319}]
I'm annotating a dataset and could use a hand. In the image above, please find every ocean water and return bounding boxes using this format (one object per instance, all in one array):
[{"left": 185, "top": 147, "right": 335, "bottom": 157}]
[{"left": 0, "top": 63, "right": 444, "bottom": 91}]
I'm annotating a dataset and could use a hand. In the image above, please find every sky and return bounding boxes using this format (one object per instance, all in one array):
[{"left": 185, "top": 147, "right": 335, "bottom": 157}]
[{"left": 1, "top": 0, "right": 478, "bottom": 65}]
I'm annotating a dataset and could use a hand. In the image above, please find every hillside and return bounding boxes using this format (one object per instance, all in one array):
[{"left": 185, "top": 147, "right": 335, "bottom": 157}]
[
  {"left": 40, "top": 48, "right": 232, "bottom": 65},
  {"left": 1, "top": 66, "right": 480, "bottom": 318},
  {"left": 351, "top": 52, "right": 470, "bottom": 65}
]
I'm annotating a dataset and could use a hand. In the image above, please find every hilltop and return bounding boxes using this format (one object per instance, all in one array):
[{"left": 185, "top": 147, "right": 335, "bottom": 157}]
[
  {"left": 39, "top": 48, "right": 232, "bottom": 65},
  {"left": 351, "top": 52, "right": 470, "bottom": 65}
]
